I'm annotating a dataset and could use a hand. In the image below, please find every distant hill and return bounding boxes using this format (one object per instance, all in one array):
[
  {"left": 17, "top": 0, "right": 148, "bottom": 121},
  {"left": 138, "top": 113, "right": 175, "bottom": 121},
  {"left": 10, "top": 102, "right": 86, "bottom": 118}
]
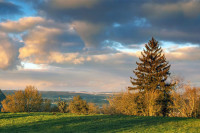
[
  {"left": 0, "top": 89, "right": 6, "bottom": 111},
  {"left": 2, "top": 90, "right": 113, "bottom": 106}
]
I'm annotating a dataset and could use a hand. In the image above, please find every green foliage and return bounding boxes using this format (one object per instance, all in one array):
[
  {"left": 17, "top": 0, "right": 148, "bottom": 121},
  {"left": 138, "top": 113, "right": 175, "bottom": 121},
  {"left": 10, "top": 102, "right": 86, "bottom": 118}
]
[
  {"left": 0, "top": 113, "right": 199, "bottom": 133},
  {"left": 67, "top": 95, "right": 89, "bottom": 114}
]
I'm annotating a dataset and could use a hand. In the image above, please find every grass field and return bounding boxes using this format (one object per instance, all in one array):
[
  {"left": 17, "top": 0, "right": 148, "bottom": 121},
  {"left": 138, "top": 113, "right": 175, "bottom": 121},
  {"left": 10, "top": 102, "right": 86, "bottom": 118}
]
[{"left": 0, "top": 113, "right": 199, "bottom": 133}]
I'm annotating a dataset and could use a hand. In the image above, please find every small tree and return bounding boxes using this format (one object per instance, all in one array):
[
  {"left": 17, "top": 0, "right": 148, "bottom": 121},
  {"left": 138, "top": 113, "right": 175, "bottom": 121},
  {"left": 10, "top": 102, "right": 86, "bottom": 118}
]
[
  {"left": 57, "top": 97, "right": 67, "bottom": 113},
  {"left": 129, "top": 37, "right": 174, "bottom": 116},
  {"left": 24, "top": 86, "right": 42, "bottom": 112},
  {"left": 1, "top": 90, "right": 25, "bottom": 112},
  {"left": 68, "top": 95, "right": 89, "bottom": 114},
  {"left": 1, "top": 86, "right": 42, "bottom": 113}
]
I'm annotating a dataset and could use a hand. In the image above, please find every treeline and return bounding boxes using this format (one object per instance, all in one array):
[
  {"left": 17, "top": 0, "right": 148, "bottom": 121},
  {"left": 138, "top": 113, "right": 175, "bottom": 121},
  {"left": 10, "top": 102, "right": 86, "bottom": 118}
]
[
  {"left": 1, "top": 83, "right": 200, "bottom": 117},
  {"left": 1, "top": 86, "right": 100, "bottom": 114},
  {"left": 105, "top": 79, "right": 200, "bottom": 118}
]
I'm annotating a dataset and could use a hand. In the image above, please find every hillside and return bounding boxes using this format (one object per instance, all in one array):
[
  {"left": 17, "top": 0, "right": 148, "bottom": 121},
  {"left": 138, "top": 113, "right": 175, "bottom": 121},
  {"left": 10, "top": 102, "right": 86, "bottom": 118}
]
[
  {"left": 0, "top": 113, "right": 199, "bottom": 133},
  {"left": 2, "top": 90, "right": 112, "bottom": 106}
]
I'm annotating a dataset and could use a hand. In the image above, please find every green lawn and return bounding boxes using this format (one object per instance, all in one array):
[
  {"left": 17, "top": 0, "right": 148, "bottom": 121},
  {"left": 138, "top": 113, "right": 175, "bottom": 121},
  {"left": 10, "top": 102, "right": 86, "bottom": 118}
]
[{"left": 0, "top": 113, "right": 199, "bottom": 133}]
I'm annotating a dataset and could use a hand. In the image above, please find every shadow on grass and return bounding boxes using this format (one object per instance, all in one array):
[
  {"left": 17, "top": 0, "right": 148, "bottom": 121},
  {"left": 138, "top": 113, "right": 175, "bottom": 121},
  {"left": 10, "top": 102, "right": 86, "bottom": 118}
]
[
  {"left": 0, "top": 114, "right": 191, "bottom": 133},
  {"left": 0, "top": 112, "right": 53, "bottom": 120}
]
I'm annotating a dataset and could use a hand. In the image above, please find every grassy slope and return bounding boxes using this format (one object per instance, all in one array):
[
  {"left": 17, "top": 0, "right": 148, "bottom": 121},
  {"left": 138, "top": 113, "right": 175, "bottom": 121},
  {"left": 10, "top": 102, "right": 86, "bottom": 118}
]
[{"left": 0, "top": 113, "right": 199, "bottom": 133}]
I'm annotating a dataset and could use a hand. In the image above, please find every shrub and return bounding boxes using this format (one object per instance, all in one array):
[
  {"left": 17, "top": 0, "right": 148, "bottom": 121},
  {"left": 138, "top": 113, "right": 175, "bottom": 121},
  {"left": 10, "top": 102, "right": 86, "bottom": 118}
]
[
  {"left": 67, "top": 95, "right": 89, "bottom": 114},
  {"left": 88, "top": 103, "right": 100, "bottom": 114},
  {"left": 101, "top": 104, "right": 118, "bottom": 115},
  {"left": 57, "top": 98, "right": 67, "bottom": 113},
  {"left": 108, "top": 92, "right": 137, "bottom": 115}
]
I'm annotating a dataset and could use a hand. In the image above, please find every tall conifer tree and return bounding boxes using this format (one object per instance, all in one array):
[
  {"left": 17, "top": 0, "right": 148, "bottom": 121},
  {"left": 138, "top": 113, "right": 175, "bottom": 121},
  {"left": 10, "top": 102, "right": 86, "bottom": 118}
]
[{"left": 129, "top": 37, "right": 174, "bottom": 116}]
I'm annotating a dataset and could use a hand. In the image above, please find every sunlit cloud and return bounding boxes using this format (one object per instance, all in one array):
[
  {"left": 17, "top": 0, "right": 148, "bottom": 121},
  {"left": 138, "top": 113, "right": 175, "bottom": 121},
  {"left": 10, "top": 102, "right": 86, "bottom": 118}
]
[{"left": 0, "top": 17, "right": 45, "bottom": 32}]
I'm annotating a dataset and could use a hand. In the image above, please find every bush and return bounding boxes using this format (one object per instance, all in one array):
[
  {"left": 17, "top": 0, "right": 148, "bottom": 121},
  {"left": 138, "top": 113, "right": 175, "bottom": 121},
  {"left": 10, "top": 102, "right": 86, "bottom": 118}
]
[
  {"left": 101, "top": 104, "right": 118, "bottom": 115},
  {"left": 88, "top": 103, "right": 100, "bottom": 114},
  {"left": 67, "top": 95, "right": 89, "bottom": 114},
  {"left": 57, "top": 98, "right": 67, "bottom": 113},
  {"left": 107, "top": 92, "right": 137, "bottom": 115}
]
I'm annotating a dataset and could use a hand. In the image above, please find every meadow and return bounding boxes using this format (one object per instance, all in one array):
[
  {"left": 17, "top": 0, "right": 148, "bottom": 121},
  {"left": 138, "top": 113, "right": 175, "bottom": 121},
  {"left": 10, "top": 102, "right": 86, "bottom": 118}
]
[{"left": 0, "top": 113, "right": 199, "bottom": 133}]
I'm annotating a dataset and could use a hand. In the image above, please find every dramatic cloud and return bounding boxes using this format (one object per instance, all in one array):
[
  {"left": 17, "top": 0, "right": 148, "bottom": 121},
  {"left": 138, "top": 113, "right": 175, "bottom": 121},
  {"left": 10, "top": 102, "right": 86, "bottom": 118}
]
[{"left": 33, "top": 0, "right": 200, "bottom": 45}]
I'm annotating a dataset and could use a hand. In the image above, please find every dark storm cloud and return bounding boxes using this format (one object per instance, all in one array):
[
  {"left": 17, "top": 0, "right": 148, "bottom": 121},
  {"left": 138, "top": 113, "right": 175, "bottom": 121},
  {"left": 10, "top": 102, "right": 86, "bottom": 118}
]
[
  {"left": 40, "top": 0, "right": 135, "bottom": 23},
  {"left": 52, "top": 0, "right": 200, "bottom": 44},
  {"left": 16, "top": 0, "right": 200, "bottom": 47},
  {"left": 0, "top": 1, "right": 22, "bottom": 17},
  {"left": 9, "top": 0, "right": 200, "bottom": 46},
  {"left": 38, "top": 0, "right": 151, "bottom": 47}
]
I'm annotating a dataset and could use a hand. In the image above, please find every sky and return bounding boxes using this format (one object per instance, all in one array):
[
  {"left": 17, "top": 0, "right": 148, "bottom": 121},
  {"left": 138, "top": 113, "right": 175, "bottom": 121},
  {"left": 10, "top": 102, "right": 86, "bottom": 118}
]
[{"left": 0, "top": 0, "right": 199, "bottom": 92}]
